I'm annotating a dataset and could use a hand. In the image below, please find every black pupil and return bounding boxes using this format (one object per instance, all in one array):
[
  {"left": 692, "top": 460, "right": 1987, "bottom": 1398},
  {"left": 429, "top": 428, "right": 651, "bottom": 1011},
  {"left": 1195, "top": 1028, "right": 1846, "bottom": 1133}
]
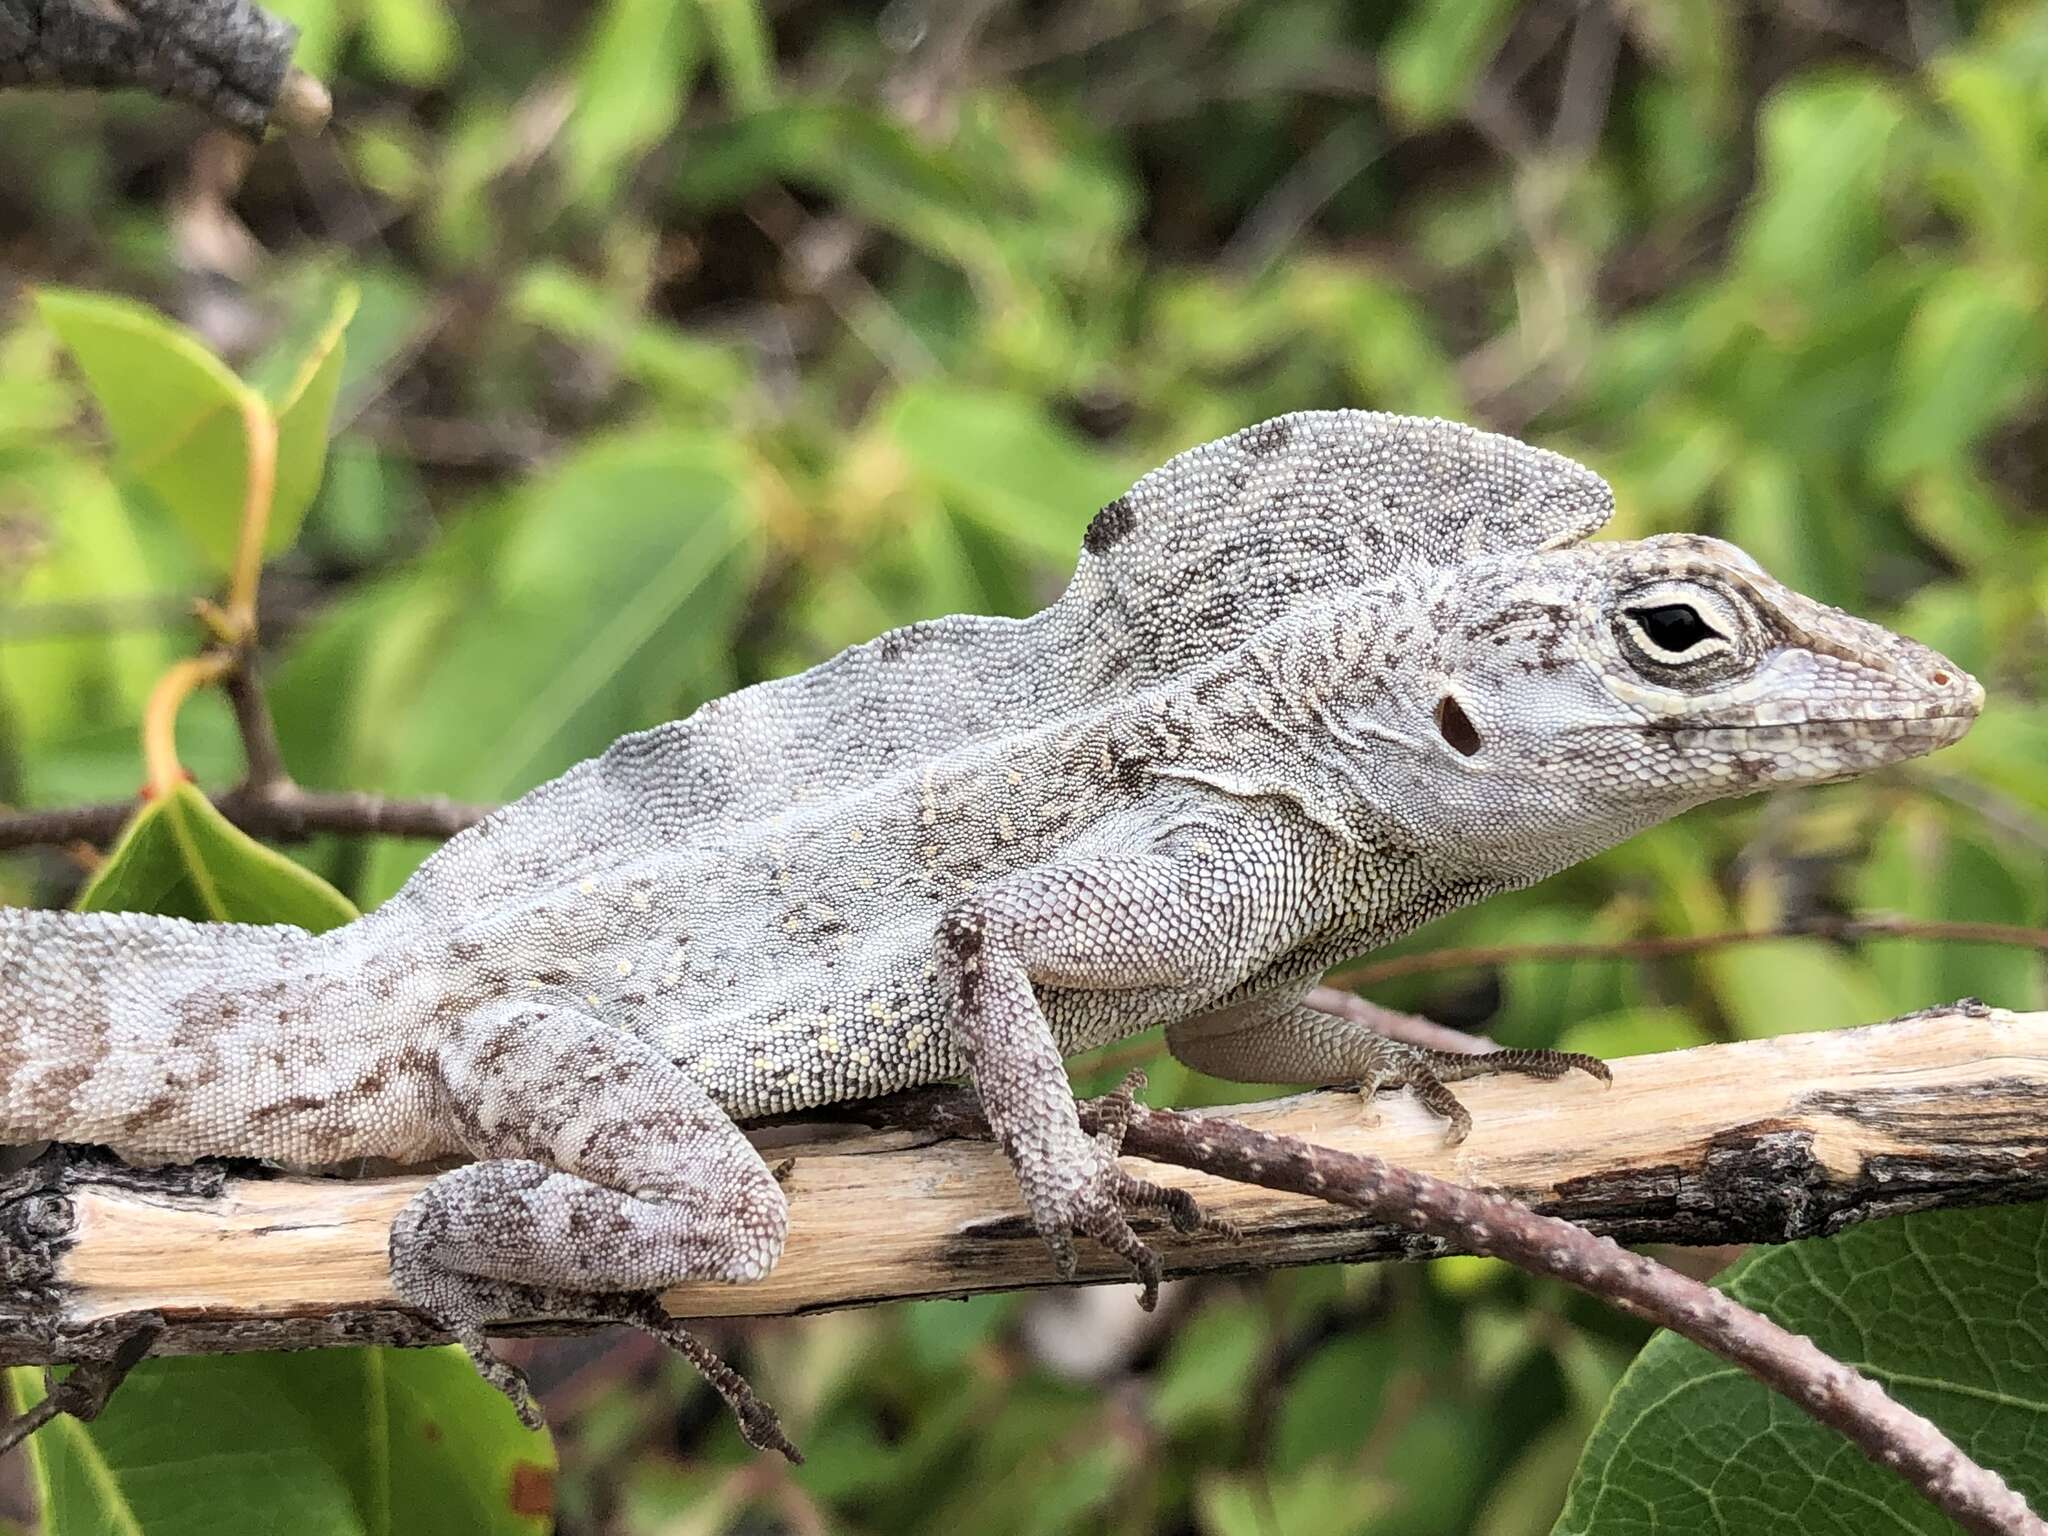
[{"left": 1632, "top": 603, "right": 1716, "bottom": 653}]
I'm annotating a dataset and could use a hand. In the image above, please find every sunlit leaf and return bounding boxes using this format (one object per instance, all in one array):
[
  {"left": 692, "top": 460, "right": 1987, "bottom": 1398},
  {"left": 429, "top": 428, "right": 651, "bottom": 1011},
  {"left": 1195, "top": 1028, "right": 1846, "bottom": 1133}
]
[
  {"left": 35, "top": 287, "right": 260, "bottom": 574},
  {"left": 7, "top": 1347, "right": 553, "bottom": 1536},
  {"left": 73, "top": 781, "right": 357, "bottom": 931},
  {"left": 269, "top": 283, "right": 359, "bottom": 555}
]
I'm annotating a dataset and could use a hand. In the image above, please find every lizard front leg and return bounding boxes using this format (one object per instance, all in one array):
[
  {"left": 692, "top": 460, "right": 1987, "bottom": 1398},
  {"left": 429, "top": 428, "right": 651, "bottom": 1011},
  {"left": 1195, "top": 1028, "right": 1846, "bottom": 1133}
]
[
  {"left": 935, "top": 852, "right": 1267, "bottom": 1305},
  {"left": 391, "top": 995, "right": 795, "bottom": 1454},
  {"left": 1167, "top": 993, "right": 1608, "bottom": 1142}
]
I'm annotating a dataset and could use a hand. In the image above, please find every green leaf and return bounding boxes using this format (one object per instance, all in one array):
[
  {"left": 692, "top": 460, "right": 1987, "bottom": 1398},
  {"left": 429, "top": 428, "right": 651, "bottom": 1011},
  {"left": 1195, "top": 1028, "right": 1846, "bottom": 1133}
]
[
  {"left": 35, "top": 287, "right": 260, "bottom": 574},
  {"left": 359, "top": 0, "right": 457, "bottom": 85},
  {"left": 349, "top": 434, "right": 762, "bottom": 901},
  {"left": 1736, "top": 79, "right": 1905, "bottom": 295},
  {"left": 1554, "top": 1204, "right": 2048, "bottom": 1534},
  {"left": 1701, "top": 938, "right": 1887, "bottom": 1041},
  {"left": 564, "top": 0, "right": 701, "bottom": 202},
  {"left": 885, "top": 385, "right": 1131, "bottom": 565},
  {"left": 73, "top": 782, "right": 358, "bottom": 932},
  {"left": 1873, "top": 268, "right": 2045, "bottom": 486},
  {"left": 8, "top": 1347, "right": 553, "bottom": 1536},
  {"left": 1381, "top": 0, "right": 1519, "bottom": 128},
  {"left": 698, "top": 0, "right": 775, "bottom": 111},
  {"left": 269, "top": 283, "right": 359, "bottom": 555}
]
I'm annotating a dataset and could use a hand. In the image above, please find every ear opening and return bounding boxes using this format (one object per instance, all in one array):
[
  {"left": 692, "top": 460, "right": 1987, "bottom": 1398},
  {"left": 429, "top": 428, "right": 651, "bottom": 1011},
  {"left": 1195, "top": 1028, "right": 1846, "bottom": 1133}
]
[{"left": 1434, "top": 694, "right": 1482, "bottom": 757}]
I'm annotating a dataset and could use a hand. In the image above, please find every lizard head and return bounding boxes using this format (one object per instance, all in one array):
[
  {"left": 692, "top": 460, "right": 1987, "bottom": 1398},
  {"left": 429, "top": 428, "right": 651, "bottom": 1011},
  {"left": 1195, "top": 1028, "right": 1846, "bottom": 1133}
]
[{"left": 1358, "top": 531, "right": 1982, "bottom": 867}]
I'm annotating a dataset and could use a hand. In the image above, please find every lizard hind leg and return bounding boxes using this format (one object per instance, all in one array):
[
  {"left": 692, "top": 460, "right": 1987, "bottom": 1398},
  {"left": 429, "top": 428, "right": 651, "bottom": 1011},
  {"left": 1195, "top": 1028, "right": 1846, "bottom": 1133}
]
[{"left": 391, "top": 997, "right": 794, "bottom": 1455}]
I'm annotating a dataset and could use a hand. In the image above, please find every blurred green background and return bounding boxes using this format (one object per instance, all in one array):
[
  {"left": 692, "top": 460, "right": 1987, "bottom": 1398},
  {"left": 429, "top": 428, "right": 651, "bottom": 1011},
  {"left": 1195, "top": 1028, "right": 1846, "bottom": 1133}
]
[{"left": 2, "top": 0, "right": 2046, "bottom": 1531}]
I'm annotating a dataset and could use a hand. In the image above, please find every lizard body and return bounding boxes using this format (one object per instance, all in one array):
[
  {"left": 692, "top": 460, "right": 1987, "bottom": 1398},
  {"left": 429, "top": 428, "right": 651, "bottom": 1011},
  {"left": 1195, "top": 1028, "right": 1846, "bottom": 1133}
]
[{"left": 0, "top": 411, "right": 1982, "bottom": 1448}]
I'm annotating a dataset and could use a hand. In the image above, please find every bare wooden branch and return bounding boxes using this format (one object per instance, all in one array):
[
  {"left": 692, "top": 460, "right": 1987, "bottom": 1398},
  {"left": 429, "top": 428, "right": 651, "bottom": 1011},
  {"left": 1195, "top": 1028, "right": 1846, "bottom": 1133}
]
[
  {"left": 0, "top": 0, "right": 328, "bottom": 135},
  {"left": 0, "top": 785, "right": 492, "bottom": 851},
  {"left": 4, "top": 1007, "right": 2042, "bottom": 1368}
]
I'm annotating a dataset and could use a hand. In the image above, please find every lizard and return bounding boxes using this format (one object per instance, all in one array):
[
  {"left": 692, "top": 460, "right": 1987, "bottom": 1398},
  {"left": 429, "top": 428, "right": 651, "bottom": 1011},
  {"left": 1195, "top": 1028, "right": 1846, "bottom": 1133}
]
[{"left": 0, "top": 410, "right": 1983, "bottom": 1456}]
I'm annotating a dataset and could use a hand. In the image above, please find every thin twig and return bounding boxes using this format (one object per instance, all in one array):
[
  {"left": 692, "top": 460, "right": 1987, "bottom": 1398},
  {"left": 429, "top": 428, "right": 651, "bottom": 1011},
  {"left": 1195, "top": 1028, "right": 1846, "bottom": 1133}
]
[
  {"left": 1302, "top": 985, "right": 1490, "bottom": 1054},
  {"left": 1330, "top": 914, "right": 2048, "bottom": 988},
  {"left": 220, "top": 657, "right": 289, "bottom": 794},
  {"left": 0, "top": 785, "right": 491, "bottom": 852},
  {"left": 879, "top": 1085, "right": 2046, "bottom": 1536},
  {"left": 0, "top": 1320, "right": 160, "bottom": 1456}
]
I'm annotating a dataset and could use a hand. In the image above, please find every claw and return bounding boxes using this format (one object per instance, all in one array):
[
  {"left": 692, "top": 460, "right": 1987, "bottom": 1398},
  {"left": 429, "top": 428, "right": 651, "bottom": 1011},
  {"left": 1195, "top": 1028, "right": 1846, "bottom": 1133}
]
[
  {"left": 403, "top": 1271, "right": 803, "bottom": 1461},
  {"left": 453, "top": 1325, "right": 545, "bottom": 1430}
]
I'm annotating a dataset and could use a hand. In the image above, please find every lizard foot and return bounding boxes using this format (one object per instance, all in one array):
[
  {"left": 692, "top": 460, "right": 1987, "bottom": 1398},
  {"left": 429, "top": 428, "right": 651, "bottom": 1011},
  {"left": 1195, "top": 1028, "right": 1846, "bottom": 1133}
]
[
  {"left": 1360, "top": 1040, "right": 1611, "bottom": 1145},
  {"left": 393, "top": 1265, "right": 801, "bottom": 1462},
  {"left": 1045, "top": 1071, "right": 1239, "bottom": 1312}
]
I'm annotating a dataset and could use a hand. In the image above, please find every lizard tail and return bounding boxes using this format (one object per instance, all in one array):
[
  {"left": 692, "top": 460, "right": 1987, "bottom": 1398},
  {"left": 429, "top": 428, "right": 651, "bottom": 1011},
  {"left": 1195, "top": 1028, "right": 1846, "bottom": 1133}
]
[{"left": 0, "top": 904, "right": 343, "bottom": 1156}]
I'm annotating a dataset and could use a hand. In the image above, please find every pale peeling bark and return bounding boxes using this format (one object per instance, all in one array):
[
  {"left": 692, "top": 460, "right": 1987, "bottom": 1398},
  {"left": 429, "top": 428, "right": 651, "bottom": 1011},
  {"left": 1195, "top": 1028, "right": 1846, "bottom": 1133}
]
[{"left": 2, "top": 1006, "right": 2042, "bottom": 1362}]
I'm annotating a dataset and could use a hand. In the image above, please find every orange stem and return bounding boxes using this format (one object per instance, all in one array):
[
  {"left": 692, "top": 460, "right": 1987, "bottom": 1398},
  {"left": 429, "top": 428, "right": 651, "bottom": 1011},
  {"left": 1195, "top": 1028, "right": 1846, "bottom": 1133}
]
[
  {"left": 142, "top": 654, "right": 234, "bottom": 800},
  {"left": 225, "top": 392, "right": 277, "bottom": 640}
]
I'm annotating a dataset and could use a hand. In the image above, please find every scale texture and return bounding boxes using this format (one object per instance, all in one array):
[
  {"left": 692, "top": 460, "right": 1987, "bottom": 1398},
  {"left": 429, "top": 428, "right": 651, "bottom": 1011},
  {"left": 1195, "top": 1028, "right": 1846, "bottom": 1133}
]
[{"left": 0, "top": 410, "right": 1983, "bottom": 1441}]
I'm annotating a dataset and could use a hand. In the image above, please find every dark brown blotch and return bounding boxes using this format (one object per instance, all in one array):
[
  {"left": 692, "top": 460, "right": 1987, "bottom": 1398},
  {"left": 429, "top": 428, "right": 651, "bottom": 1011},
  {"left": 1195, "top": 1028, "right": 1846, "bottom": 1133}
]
[{"left": 1083, "top": 495, "right": 1136, "bottom": 555}]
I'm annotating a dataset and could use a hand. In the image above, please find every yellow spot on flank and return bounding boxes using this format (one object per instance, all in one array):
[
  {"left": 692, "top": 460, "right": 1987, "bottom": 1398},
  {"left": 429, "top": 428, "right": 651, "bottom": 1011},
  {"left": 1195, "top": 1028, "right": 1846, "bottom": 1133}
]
[
  {"left": 819, "top": 1033, "right": 841, "bottom": 1053},
  {"left": 584, "top": 994, "right": 600, "bottom": 1008},
  {"left": 577, "top": 878, "right": 596, "bottom": 896},
  {"left": 922, "top": 806, "right": 937, "bottom": 825},
  {"left": 661, "top": 971, "right": 680, "bottom": 986},
  {"left": 522, "top": 978, "right": 542, "bottom": 989},
  {"left": 785, "top": 916, "right": 802, "bottom": 931},
  {"left": 630, "top": 890, "right": 651, "bottom": 910},
  {"left": 615, "top": 960, "right": 634, "bottom": 977},
  {"left": 854, "top": 1047, "right": 874, "bottom": 1066},
  {"left": 998, "top": 813, "right": 1017, "bottom": 843},
  {"left": 753, "top": 1057, "right": 777, "bottom": 1073},
  {"left": 1006, "top": 769, "right": 1022, "bottom": 786},
  {"left": 848, "top": 826, "right": 865, "bottom": 844},
  {"left": 856, "top": 875, "right": 876, "bottom": 889},
  {"left": 866, "top": 1000, "right": 899, "bottom": 1025},
  {"left": 906, "top": 1029, "right": 928, "bottom": 1052},
  {"left": 1193, "top": 839, "right": 1217, "bottom": 857}
]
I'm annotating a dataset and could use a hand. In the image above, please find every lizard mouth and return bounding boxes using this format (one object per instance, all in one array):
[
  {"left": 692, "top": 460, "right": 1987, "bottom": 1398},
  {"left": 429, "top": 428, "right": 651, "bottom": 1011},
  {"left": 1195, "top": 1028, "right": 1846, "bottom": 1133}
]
[{"left": 1662, "top": 708, "right": 1982, "bottom": 757}]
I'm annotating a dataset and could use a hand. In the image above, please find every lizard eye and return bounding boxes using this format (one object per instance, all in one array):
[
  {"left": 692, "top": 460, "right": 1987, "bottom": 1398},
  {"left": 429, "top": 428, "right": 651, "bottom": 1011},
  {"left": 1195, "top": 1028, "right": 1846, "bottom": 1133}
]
[{"left": 1623, "top": 603, "right": 1722, "bottom": 659}]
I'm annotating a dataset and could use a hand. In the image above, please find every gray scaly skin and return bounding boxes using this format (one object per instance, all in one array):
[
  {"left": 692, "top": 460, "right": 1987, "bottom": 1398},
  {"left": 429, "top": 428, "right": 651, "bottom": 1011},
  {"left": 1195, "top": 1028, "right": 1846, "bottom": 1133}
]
[{"left": 0, "top": 412, "right": 1982, "bottom": 1452}]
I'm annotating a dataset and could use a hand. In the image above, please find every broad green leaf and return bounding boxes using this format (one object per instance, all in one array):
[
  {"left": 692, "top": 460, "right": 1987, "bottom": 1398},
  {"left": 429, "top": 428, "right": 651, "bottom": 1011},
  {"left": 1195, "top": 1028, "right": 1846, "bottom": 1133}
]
[
  {"left": 359, "top": 0, "right": 456, "bottom": 84},
  {"left": 35, "top": 288, "right": 260, "bottom": 573},
  {"left": 698, "top": 0, "right": 775, "bottom": 111},
  {"left": 1736, "top": 79, "right": 1905, "bottom": 295},
  {"left": 1554, "top": 1204, "right": 2048, "bottom": 1534},
  {"left": 511, "top": 264, "right": 746, "bottom": 406},
  {"left": 352, "top": 434, "right": 762, "bottom": 901},
  {"left": 1702, "top": 938, "right": 1887, "bottom": 1040},
  {"left": 1199, "top": 1460, "right": 1390, "bottom": 1536},
  {"left": 885, "top": 385, "right": 1131, "bottom": 565},
  {"left": 73, "top": 781, "right": 358, "bottom": 931},
  {"left": 0, "top": 456, "right": 169, "bottom": 751},
  {"left": 564, "top": 0, "right": 701, "bottom": 202},
  {"left": 1854, "top": 801, "right": 2046, "bottom": 1012},
  {"left": 1151, "top": 1299, "right": 1264, "bottom": 1433},
  {"left": 1873, "top": 268, "right": 2045, "bottom": 486},
  {"left": 8, "top": 1347, "right": 553, "bottom": 1536},
  {"left": 269, "top": 283, "right": 359, "bottom": 555},
  {"left": 1381, "top": 0, "right": 1519, "bottom": 128}
]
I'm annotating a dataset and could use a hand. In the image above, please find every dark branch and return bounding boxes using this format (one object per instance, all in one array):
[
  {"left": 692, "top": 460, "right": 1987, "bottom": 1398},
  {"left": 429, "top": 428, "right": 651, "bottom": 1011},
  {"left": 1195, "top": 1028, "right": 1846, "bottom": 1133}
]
[
  {"left": 1331, "top": 914, "right": 2048, "bottom": 987},
  {"left": 0, "top": 1319, "right": 160, "bottom": 1456},
  {"left": 872, "top": 1085, "right": 2046, "bottom": 1536},
  {"left": 0, "top": 784, "right": 490, "bottom": 851},
  {"left": 0, "top": 0, "right": 328, "bottom": 135}
]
